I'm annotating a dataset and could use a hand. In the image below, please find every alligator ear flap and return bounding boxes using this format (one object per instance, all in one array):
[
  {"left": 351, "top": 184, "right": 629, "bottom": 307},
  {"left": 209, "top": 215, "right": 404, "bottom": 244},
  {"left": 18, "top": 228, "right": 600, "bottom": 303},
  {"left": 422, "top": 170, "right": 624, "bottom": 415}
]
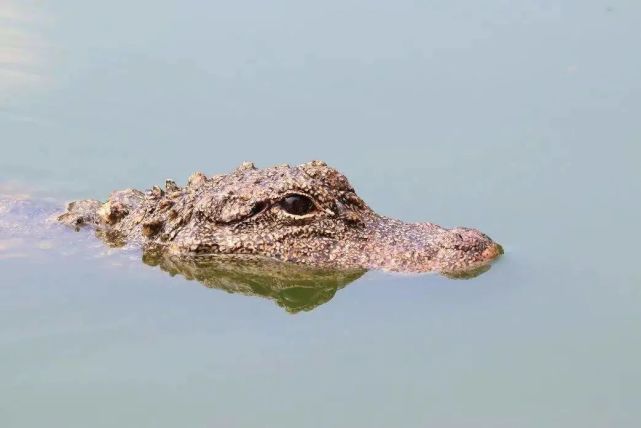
[
  {"left": 195, "top": 195, "right": 265, "bottom": 224},
  {"left": 216, "top": 198, "right": 266, "bottom": 223}
]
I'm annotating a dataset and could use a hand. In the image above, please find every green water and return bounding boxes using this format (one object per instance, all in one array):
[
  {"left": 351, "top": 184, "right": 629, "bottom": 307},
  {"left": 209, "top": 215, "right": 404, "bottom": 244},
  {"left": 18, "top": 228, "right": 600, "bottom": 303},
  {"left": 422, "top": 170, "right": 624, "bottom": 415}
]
[{"left": 2, "top": 1, "right": 640, "bottom": 427}]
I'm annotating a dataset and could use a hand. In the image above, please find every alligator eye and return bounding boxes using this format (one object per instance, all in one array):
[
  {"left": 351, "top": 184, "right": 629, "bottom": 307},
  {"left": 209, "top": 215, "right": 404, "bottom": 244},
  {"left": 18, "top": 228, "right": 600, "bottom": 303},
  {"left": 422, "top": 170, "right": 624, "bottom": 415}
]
[{"left": 280, "top": 195, "right": 315, "bottom": 216}]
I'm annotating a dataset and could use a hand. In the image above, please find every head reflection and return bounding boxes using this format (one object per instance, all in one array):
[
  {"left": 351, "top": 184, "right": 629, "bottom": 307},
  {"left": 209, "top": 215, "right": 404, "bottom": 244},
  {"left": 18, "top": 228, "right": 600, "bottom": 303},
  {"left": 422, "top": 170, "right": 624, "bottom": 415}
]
[{"left": 142, "top": 252, "right": 366, "bottom": 313}]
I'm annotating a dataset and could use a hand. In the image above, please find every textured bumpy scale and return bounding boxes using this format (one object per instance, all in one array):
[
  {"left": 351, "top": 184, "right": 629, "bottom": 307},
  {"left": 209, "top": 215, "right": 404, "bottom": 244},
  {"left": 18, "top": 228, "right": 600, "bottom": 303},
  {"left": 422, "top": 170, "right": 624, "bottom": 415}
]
[{"left": 57, "top": 160, "right": 503, "bottom": 274}]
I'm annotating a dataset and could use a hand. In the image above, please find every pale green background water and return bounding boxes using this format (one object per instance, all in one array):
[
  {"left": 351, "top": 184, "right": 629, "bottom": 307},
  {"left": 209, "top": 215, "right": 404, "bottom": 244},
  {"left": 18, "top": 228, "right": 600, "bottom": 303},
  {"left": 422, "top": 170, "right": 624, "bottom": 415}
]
[{"left": 1, "top": 1, "right": 640, "bottom": 427}]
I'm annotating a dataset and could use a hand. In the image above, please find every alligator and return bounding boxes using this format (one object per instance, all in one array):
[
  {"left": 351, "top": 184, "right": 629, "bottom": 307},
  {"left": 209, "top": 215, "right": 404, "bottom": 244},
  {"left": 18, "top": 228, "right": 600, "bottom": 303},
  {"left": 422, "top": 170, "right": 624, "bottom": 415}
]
[{"left": 57, "top": 160, "right": 503, "bottom": 275}]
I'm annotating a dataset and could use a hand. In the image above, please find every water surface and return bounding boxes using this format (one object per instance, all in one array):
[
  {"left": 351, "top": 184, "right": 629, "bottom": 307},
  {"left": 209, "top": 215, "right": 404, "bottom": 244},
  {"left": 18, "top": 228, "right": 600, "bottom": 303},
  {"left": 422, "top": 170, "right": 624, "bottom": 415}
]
[{"left": 1, "top": 1, "right": 640, "bottom": 427}]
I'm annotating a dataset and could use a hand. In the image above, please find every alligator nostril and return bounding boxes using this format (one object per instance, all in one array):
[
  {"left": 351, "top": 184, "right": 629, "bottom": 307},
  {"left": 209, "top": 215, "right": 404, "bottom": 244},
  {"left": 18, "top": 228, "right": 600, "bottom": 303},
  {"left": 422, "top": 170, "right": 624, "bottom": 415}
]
[{"left": 482, "top": 243, "right": 504, "bottom": 260}]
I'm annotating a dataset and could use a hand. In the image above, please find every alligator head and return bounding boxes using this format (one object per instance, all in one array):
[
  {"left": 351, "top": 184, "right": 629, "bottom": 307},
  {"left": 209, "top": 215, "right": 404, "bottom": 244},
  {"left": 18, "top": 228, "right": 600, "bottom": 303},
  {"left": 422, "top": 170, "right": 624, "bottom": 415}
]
[{"left": 58, "top": 160, "right": 502, "bottom": 276}]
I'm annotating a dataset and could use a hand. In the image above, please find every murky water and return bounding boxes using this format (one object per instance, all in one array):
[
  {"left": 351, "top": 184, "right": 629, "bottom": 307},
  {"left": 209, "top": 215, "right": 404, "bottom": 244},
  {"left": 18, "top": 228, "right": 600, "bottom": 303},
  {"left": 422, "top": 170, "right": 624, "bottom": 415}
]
[{"left": 2, "top": 1, "right": 640, "bottom": 427}]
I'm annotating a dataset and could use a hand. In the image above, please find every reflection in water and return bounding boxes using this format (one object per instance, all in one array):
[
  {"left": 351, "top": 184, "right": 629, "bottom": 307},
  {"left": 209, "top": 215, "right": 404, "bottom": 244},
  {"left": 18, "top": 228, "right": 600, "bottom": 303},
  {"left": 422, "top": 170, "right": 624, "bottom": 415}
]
[
  {"left": 0, "top": 1, "right": 46, "bottom": 98},
  {"left": 142, "top": 252, "right": 367, "bottom": 313},
  {"left": 442, "top": 264, "right": 492, "bottom": 279}
]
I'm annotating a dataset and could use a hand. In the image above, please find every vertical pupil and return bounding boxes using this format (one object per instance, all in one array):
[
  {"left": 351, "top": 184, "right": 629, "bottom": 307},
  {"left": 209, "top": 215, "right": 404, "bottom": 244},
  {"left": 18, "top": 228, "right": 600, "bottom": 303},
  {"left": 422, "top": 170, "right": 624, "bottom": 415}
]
[{"left": 282, "top": 195, "right": 313, "bottom": 215}]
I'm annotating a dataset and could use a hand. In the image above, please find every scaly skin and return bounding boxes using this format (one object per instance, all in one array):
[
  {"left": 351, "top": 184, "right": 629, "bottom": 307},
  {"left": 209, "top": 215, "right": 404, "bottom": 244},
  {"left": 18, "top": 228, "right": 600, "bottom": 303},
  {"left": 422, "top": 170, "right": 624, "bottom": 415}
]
[{"left": 57, "top": 161, "right": 503, "bottom": 275}]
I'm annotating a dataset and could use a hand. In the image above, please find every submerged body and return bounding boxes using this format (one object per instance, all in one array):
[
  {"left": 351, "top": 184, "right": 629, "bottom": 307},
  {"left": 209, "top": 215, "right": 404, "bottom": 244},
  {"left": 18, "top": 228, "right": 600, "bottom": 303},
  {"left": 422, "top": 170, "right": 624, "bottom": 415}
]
[{"left": 57, "top": 161, "right": 502, "bottom": 275}]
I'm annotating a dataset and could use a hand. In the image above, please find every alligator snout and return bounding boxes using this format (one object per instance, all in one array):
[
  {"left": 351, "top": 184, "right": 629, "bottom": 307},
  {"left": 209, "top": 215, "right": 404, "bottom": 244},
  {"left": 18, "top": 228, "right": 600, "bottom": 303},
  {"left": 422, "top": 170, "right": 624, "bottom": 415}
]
[
  {"left": 438, "top": 226, "right": 503, "bottom": 268},
  {"left": 443, "top": 227, "right": 502, "bottom": 254},
  {"left": 346, "top": 217, "right": 503, "bottom": 274}
]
